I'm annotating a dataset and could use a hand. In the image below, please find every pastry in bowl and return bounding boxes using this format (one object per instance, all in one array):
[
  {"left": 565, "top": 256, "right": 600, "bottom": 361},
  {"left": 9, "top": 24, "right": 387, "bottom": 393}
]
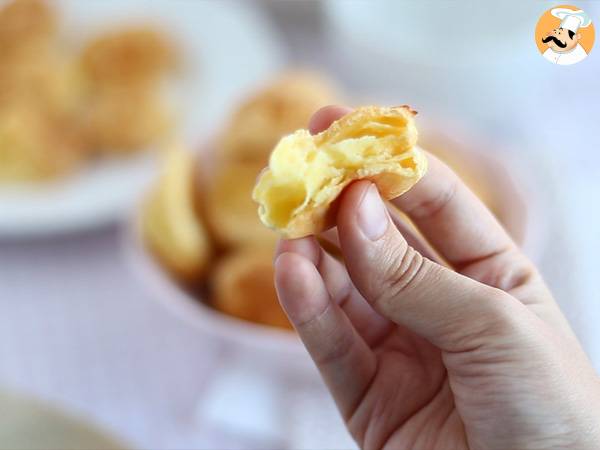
[
  {"left": 211, "top": 248, "right": 291, "bottom": 330},
  {"left": 253, "top": 106, "right": 427, "bottom": 238},
  {"left": 141, "top": 145, "right": 211, "bottom": 282},
  {"left": 205, "top": 161, "right": 277, "bottom": 248},
  {"left": 219, "top": 72, "right": 338, "bottom": 164}
]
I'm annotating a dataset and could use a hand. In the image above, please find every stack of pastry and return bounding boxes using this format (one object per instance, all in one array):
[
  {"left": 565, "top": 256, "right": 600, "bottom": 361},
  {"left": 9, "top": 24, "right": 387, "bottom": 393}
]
[
  {"left": 0, "top": 0, "right": 84, "bottom": 180},
  {"left": 142, "top": 72, "right": 337, "bottom": 330},
  {"left": 0, "top": 0, "right": 176, "bottom": 183}
]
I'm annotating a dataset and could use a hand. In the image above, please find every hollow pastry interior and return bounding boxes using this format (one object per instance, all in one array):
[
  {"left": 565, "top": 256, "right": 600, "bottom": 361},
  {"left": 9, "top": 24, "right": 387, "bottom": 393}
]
[{"left": 252, "top": 106, "right": 427, "bottom": 238}]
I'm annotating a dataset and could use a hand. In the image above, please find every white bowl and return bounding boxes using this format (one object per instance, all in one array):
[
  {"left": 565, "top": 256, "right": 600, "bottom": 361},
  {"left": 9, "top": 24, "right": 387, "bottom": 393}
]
[{"left": 123, "top": 215, "right": 316, "bottom": 376}]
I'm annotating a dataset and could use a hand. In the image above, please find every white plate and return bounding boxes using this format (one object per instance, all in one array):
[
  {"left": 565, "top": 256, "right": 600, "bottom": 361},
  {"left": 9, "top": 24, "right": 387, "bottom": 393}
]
[{"left": 0, "top": 0, "right": 283, "bottom": 239}]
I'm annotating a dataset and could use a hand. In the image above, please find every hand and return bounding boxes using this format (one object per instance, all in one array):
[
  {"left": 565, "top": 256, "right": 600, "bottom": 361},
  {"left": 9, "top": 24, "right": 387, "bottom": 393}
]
[{"left": 274, "top": 106, "right": 600, "bottom": 450}]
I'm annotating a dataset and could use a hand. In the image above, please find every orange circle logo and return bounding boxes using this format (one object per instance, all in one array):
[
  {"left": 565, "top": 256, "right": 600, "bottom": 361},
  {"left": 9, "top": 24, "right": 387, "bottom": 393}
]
[{"left": 535, "top": 5, "right": 594, "bottom": 65}]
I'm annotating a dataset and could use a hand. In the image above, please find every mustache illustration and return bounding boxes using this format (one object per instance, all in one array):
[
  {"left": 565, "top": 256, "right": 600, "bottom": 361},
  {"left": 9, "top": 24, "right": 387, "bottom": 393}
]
[{"left": 542, "top": 35, "right": 567, "bottom": 48}]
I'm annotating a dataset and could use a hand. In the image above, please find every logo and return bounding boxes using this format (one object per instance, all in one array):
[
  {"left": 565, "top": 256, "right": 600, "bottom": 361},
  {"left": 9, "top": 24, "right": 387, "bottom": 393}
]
[{"left": 535, "top": 5, "right": 594, "bottom": 65}]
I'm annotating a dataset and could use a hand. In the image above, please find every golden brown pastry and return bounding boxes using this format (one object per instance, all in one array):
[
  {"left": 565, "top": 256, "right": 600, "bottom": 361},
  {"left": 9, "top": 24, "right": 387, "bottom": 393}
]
[
  {"left": 82, "top": 86, "right": 171, "bottom": 153},
  {"left": 219, "top": 72, "right": 337, "bottom": 164},
  {"left": 0, "top": 51, "right": 84, "bottom": 121},
  {"left": 0, "top": 103, "right": 83, "bottom": 182},
  {"left": 142, "top": 145, "right": 211, "bottom": 282},
  {"left": 80, "top": 27, "right": 176, "bottom": 86},
  {"left": 253, "top": 106, "right": 427, "bottom": 239},
  {"left": 0, "top": 0, "right": 78, "bottom": 119},
  {"left": 0, "top": 0, "right": 86, "bottom": 183},
  {"left": 205, "top": 161, "right": 278, "bottom": 248},
  {"left": 211, "top": 248, "right": 291, "bottom": 330},
  {"left": 0, "top": 0, "right": 57, "bottom": 58},
  {"left": 0, "top": 3, "right": 178, "bottom": 181}
]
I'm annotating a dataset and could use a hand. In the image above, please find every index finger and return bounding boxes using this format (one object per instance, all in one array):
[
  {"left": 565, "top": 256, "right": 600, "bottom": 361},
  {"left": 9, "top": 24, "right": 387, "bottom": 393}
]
[{"left": 309, "top": 105, "right": 352, "bottom": 134}]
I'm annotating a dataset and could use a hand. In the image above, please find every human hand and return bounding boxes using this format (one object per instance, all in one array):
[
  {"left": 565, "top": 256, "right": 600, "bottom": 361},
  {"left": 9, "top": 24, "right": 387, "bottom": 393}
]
[{"left": 274, "top": 106, "right": 600, "bottom": 450}]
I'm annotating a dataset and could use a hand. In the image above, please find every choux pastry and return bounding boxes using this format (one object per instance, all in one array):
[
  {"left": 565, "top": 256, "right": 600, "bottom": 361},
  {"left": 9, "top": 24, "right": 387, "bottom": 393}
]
[
  {"left": 82, "top": 86, "right": 171, "bottom": 153},
  {"left": 211, "top": 248, "right": 291, "bottom": 330},
  {"left": 80, "top": 26, "right": 176, "bottom": 86},
  {"left": 142, "top": 145, "right": 211, "bottom": 281},
  {"left": 219, "top": 72, "right": 337, "bottom": 164},
  {"left": 205, "top": 161, "right": 278, "bottom": 248},
  {"left": 253, "top": 106, "right": 427, "bottom": 238}
]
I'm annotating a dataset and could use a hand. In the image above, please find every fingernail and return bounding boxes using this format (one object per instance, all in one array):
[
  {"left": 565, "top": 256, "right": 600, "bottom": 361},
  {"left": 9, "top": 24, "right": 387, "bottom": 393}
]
[{"left": 357, "top": 184, "right": 388, "bottom": 241}]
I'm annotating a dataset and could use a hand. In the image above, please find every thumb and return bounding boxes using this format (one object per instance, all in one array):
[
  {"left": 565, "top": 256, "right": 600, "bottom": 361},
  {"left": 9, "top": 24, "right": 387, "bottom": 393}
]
[{"left": 336, "top": 181, "right": 527, "bottom": 352}]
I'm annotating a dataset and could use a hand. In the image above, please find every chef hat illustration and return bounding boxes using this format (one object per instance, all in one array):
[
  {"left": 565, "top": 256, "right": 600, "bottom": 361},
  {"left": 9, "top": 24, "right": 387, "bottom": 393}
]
[{"left": 551, "top": 8, "right": 592, "bottom": 33}]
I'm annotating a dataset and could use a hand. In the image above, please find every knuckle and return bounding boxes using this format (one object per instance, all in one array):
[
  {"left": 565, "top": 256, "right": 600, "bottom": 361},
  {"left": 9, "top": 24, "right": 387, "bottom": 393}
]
[
  {"left": 448, "top": 289, "right": 527, "bottom": 353},
  {"left": 483, "top": 288, "right": 527, "bottom": 332},
  {"left": 461, "top": 247, "right": 538, "bottom": 292},
  {"left": 372, "top": 244, "right": 427, "bottom": 309}
]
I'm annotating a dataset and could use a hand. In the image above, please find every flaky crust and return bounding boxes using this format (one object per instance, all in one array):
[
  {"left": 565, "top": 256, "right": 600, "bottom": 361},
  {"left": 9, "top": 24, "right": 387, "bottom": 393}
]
[
  {"left": 314, "top": 105, "right": 417, "bottom": 147},
  {"left": 282, "top": 147, "right": 427, "bottom": 238},
  {"left": 253, "top": 105, "right": 427, "bottom": 238}
]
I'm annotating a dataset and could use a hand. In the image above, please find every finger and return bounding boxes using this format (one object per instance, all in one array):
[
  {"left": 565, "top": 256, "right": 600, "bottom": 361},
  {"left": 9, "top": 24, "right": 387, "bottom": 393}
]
[
  {"left": 318, "top": 209, "right": 442, "bottom": 265},
  {"left": 309, "top": 105, "right": 352, "bottom": 134},
  {"left": 316, "top": 229, "right": 344, "bottom": 261},
  {"left": 389, "top": 168, "right": 573, "bottom": 337},
  {"left": 307, "top": 106, "right": 441, "bottom": 263},
  {"left": 390, "top": 154, "right": 525, "bottom": 281},
  {"left": 337, "top": 180, "right": 528, "bottom": 352},
  {"left": 276, "top": 237, "right": 393, "bottom": 345},
  {"left": 274, "top": 252, "right": 376, "bottom": 418}
]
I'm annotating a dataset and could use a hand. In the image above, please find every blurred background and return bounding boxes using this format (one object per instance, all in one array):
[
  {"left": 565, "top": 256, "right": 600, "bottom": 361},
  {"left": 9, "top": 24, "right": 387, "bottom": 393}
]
[{"left": 0, "top": 1, "right": 599, "bottom": 449}]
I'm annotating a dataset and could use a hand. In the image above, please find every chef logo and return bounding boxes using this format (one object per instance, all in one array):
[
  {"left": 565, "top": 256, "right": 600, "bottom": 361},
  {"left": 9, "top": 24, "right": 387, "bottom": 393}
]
[{"left": 535, "top": 5, "right": 594, "bottom": 65}]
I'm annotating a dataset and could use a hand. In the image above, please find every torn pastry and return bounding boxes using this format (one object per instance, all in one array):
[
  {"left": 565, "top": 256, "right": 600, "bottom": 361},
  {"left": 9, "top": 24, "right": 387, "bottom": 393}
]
[{"left": 252, "top": 106, "right": 427, "bottom": 238}]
